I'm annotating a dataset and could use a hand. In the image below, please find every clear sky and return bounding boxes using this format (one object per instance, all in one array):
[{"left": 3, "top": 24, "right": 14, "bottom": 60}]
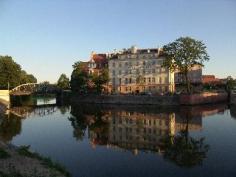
[{"left": 0, "top": 0, "right": 236, "bottom": 83}]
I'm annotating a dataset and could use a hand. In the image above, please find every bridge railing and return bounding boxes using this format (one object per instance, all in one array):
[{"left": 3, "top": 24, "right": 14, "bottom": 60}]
[{"left": 10, "top": 83, "right": 38, "bottom": 95}]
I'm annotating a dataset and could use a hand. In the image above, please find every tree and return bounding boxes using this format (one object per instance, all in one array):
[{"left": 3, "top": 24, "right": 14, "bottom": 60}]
[
  {"left": 70, "top": 61, "right": 89, "bottom": 93},
  {"left": 57, "top": 74, "right": 70, "bottom": 90},
  {"left": 20, "top": 70, "right": 37, "bottom": 84},
  {"left": 225, "top": 76, "right": 236, "bottom": 93},
  {"left": 92, "top": 69, "right": 109, "bottom": 94},
  {"left": 0, "top": 55, "right": 37, "bottom": 89},
  {"left": 0, "top": 56, "right": 22, "bottom": 89},
  {"left": 162, "top": 37, "right": 209, "bottom": 93}
]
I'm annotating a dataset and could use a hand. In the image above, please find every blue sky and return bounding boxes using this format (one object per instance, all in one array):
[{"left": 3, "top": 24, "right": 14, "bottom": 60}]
[{"left": 0, "top": 0, "right": 236, "bottom": 83}]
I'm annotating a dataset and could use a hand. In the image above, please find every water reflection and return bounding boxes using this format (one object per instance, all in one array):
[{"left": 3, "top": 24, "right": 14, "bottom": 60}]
[
  {"left": 230, "top": 105, "right": 236, "bottom": 119},
  {"left": 0, "top": 102, "right": 232, "bottom": 171},
  {"left": 68, "top": 104, "right": 228, "bottom": 167},
  {"left": 0, "top": 114, "right": 22, "bottom": 142},
  {"left": 0, "top": 105, "right": 59, "bottom": 143}
]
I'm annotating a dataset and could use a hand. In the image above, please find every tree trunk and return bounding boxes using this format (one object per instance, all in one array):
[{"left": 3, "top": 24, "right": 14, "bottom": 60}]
[{"left": 184, "top": 72, "right": 191, "bottom": 94}]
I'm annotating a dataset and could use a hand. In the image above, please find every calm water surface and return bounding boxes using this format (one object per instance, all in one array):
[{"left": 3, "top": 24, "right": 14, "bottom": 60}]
[{"left": 1, "top": 97, "right": 236, "bottom": 177}]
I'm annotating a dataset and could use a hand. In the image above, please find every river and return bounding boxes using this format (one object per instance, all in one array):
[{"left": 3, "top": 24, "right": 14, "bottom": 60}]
[{"left": 0, "top": 96, "right": 236, "bottom": 177}]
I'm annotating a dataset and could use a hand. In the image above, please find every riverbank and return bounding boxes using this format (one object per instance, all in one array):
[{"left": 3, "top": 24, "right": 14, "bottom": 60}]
[
  {"left": 0, "top": 100, "right": 71, "bottom": 177},
  {"left": 0, "top": 141, "right": 70, "bottom": 177},
  {"left": 70, "top": 92, "right": 228, "bottom": 106}
]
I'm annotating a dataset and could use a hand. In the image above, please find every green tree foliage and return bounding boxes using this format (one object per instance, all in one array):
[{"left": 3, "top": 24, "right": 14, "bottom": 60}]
[
  {"left": 0, "top": 56, "right": 37, "bottom": 89},
  {"left": 225, "top": 76, "right": 236, "bottom": 93},
  {"left": 92, "top": 69, "right": 109, "bottom": 94},
  {"left": 57, "top": 74, "right": 70, "bottom": 90},
  {"left": 70, "top": 61, "right": 109, "bottom": 94},
  {"left": 20, "top": 70, "right": 37, "bottom": 84},
  {"left": 162, "top": 37, "right": 209, "bottom": 93},
  {"left": 70, "top": 62, "right": 89, "bottom": 93}
]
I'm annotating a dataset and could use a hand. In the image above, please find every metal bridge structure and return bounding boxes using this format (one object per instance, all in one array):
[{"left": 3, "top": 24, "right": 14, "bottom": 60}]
[{"left": 10, "top": 83, "right": 59, "bottom": 96}]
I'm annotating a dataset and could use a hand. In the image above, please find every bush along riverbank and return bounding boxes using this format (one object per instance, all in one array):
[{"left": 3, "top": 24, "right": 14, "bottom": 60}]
[{"left": 0, "top": 142, "right": 71, "bottom": 177}]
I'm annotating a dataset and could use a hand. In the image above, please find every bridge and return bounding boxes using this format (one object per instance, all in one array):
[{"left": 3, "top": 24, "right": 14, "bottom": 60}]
[
  {"left": 0, "top": 83, "right": 60, "bottom": 107},
  {"left": 10, "top": 83, "right": 39, "bottom": 96}
]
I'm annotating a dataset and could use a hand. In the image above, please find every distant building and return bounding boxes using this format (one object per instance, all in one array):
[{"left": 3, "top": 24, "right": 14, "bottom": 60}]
[
  {"left": 202, "top": 75, "right": 220, "bottom": 84},
  {"left": 107, "top": 46, "right": 175, "bottom": 94},
  {"left": 175, "top": 65, "right": 202, "bottom": 84},
  {"left": 88, "top": 52, "right": 108, "bottom": 75}
]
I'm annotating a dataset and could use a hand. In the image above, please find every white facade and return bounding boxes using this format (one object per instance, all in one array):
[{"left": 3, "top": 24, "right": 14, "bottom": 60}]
[{"left": 108, "top": 47, "right": 175, "bottom": 94}]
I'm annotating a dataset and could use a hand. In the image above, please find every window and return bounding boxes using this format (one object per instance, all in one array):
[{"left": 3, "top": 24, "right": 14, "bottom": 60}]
[
  {"left": 129, "top": 78, "right": 132, "bottom": 84},
  {"left": 152, "top": 77, "right": 155, "bottom": 83},
  {"left": 144, "top": 78, "right": 146, "bottom": 83},
  {"left": 125, "top": 78, "right": 128, "bottom": 84},
  {"left": 119, "top": 78, "right": 122, "bottom": 85},
  {"left": 112, "top": 78, "right": 116, "bottom": 86},
  {"left": 160, "top": 77, "right": 162, "bottom": 84},
  {"left": 136, "top": 61, "right": 139, "bottom": 66},
  {"left": 143, "top": 69, "right": 145, "bottom": 74},
  {"left": 112, "top": 70, "right": 115, "bottom": 75},
  {"left": 143, "top": 61, "right": 146, "bottom": 65},
  {"left": 165, "top": 77, "right": 168, "bottom": 83},
  {"left": 119, "top": 70, "right": 121, "bottom": 75},
  {"left": 148, "top": 77, "right": 151, "bottom": 83}
]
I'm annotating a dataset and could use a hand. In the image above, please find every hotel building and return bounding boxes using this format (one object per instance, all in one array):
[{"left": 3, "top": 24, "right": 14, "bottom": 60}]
[{"left": 108, "top": 46, "right": 175, "bottom": 94}]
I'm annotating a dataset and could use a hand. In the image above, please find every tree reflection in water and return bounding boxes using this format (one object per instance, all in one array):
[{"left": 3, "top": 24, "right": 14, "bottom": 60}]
[
  {"left": 68, "top": 104, "right": 215, "bottom": 168},
  {"left": 68, "top": 105, "right": 109, "bottom": 143},
  {"left": 0, "top": 114, "right": 22, "bottom": 143},
  {"left": 160, "top": 107, "right": 210, "bottom": 167},
  {"left": 230, "top": 105, "right": 236, "bottom": 120},
  {"left": 0, "top": 105, "right": 58, "bottom": 143}
]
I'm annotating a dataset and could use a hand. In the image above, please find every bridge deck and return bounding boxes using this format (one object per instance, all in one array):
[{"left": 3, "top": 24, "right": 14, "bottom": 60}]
[{"left": 10, "top": 91, "right": 33, "bottom": 96}]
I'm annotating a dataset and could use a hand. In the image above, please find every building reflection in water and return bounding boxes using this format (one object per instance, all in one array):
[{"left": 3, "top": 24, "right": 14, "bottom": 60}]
[
  {"left": 0, "top": 103, "right": 231, "bottom": 167},
  {"left": 69, "top": 104, "right": 228, "bottom": 167}
]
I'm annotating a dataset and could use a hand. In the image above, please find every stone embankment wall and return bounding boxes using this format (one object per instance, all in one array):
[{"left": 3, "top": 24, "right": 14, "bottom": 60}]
[
  {"left": 0, "top": 90, "right": 10, "bottom": 104},
  {"left": 180, "top": 92, "right": 228, "bottom": 105},
  {"left": 70, "top": 92, "right": 228, "bottom": 106},
  {"left": 71, "top": 94, "right": 179, "bottom": 106},
  {"left": 0, "top": 90, "right": 10, "bottom": 113}
]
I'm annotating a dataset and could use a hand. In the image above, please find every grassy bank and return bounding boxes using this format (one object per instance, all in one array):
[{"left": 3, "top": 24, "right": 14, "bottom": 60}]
[{"left": 0, "top": 142, "right": 71, "bottom": 177}]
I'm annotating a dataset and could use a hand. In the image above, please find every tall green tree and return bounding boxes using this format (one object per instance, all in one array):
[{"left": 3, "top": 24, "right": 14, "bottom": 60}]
[
  {"left": 0, "top": 56, "right": 22, "bottom": 88},
  {"left": 57, "top": 74, "right": 70, "bottom": 90},
  {"left": 0, "top": 56, "right": 37, "bottom": 89},
  {"left": 225, "top": 76, "right": 236, "bottom": 93},
  {"left": 162, "top": 37, "right": 209, "bottom": 93},
  {"left": 92, "top": 69, "right": 109, "bottom": 94},
  {"left": 20, "top": 70, "right": 37, "bottom": 84},
  {"left": 70, "top": 61, "right": 89, "bottom": 93}
]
